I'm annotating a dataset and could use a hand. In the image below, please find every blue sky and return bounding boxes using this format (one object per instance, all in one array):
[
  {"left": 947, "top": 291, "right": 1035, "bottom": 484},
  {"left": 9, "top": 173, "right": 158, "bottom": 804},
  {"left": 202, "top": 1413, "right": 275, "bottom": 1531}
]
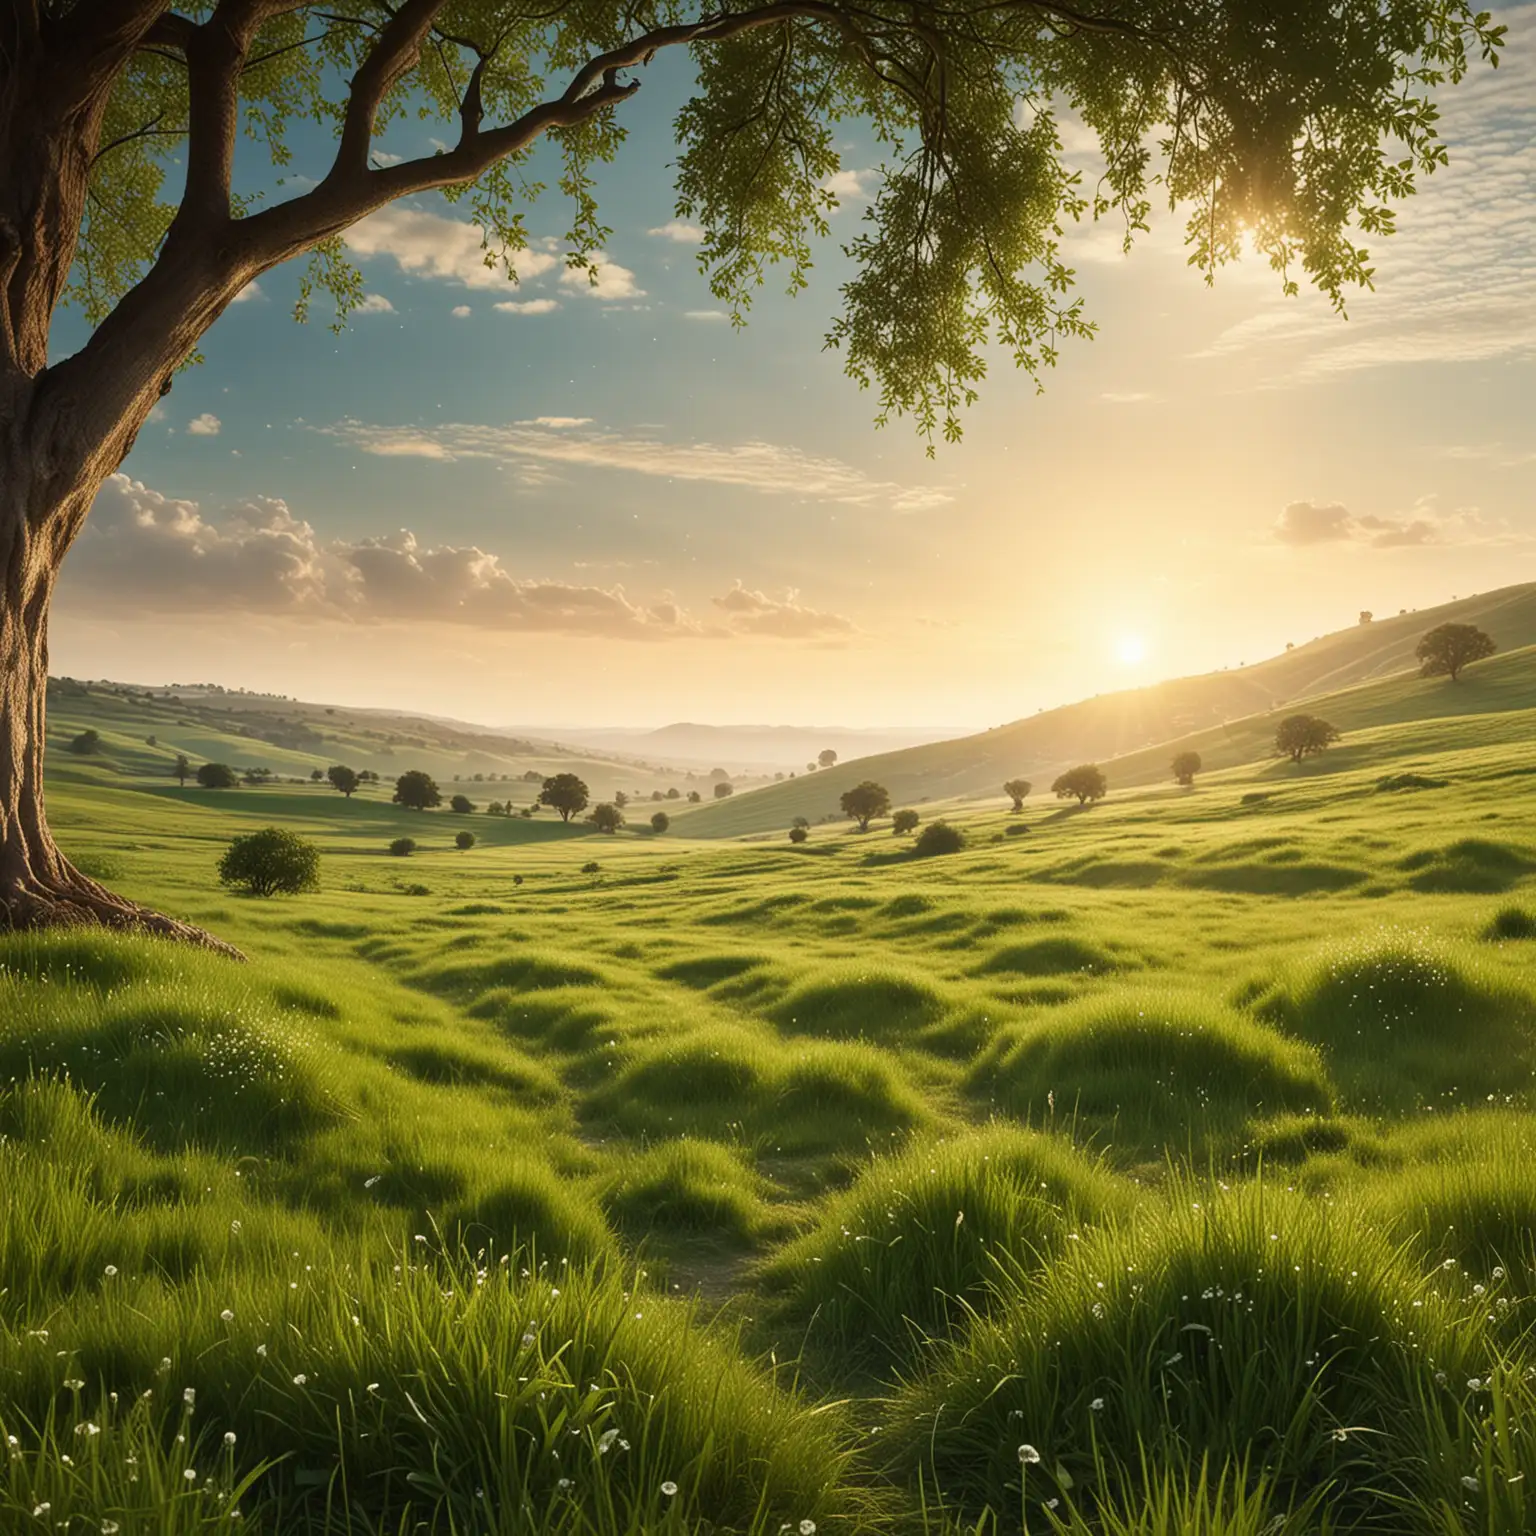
[{"left": 50, "top": 5, "right": 1536, "bottom": 728}]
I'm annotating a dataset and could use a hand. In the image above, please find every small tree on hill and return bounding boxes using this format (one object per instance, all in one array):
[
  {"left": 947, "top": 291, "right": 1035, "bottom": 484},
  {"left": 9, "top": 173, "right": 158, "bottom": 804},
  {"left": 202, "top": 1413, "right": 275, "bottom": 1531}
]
[
  {"left": 388, "top": 837, "right": 416, "bottom": 857},
  {"left": 217, "top": 827, "right": 320, "bottom": 897},
  {"left": 1052, "top": 765, "right": 1108, "bottom": 806},
  {"left": 818, "top": 749, "right": 839, "bottom": 769},
  {"left": 714, "top": 782, "right": 734, "bottom": 800},
  {"left": 67, "top": 729, "right": 101, "bottom": 755},
  {"left": 173, "top": 754, "right": 191, "bottom": 786},
  {"left": 688, "top": 791, "right": 702, "bottom": 804},
  {"left": 892, "top": 809, "right": 920, "bottom": 835},
  {"left": 591, "top": 803, "right": 625, "bottom": 834},
  {"left": 394, "top": 771, "right": 442, "bottom": 811},
  {"left": 841, "top": 780, "right": 892, "bottom": 831},
  {"left": 1416, "top": 622, "right": 1496, "bottom": 682},
  {"left": 540, "top": 774, "right": 590, "bottom": 823},
  {"left": 196, "top": 762, "right": 237, "bottom": 789},
  {"left": 650, "top": 811, "right": 670, "bottom": 834},
  {"left": 327, "top": 765, "right": 361, "bottom": 798},
  {"left": 450, "top": 794, "right": 475, "bottom": 814},
  {"left": 792, "top": 816, "right": 811, "bottom": 830},
  {"left": 1171, "top": 750, "right": 1203, "bottom": 787},
  {"left": 789, "top": 826, "right": 809, "bottom": 845},
  {"left": 614, "top": 791, "right": 629, "bottom": 808},
  {"left": 1003, "top": 777, "right": 1031, "bottom": 812},
  {"left": 666, "top": 788, "right": 680, "bottom": 800},
  {"left": 1275, "top": 715, "right": 1340, "bottom": 764},
  {"left": 455, "top": 830, "right": 476, "bottom": 851},
  {"left": 309, "top": 767, "right": 324, "bottom": 782}
]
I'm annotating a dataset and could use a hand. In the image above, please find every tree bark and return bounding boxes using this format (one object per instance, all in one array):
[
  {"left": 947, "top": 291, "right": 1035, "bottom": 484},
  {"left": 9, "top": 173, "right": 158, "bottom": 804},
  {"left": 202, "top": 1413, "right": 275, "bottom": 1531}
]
[{"left": 0, "top": 382, "right": 240, "bottom": 956}]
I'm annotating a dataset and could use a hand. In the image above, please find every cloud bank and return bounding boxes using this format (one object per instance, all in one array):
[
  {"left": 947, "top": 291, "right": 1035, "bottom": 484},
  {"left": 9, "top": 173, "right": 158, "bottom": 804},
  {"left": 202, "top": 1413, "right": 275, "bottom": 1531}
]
[
  {"left": 1273, "top": 498, "right": 1501, "bottom": 550},
  {"left": 61, "top": 476, "right": 856, "bottom": 643}
]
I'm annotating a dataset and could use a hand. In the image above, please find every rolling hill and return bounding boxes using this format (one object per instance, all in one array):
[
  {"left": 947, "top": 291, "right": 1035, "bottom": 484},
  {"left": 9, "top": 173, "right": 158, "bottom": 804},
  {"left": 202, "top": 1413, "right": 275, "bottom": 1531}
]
[{"left": 674, "top": 583, "right": 1536, "bottom": 837}]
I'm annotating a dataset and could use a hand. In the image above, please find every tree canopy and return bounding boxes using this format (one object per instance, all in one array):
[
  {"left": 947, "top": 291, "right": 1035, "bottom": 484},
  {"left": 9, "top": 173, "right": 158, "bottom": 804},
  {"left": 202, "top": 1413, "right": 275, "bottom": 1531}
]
[
  {"left": 1416, "top": 622, "right": 1496, "bottom": 682},
  {"left": 217, "top": 826, "right": 320, "bottom": 896},
  {"left": 1052, "top": 764, "right": 1107, "bottom": 806},
  {"left": 590, "top": 802, "right": 625, "bottom": 834},
  {"left": 1003, "top": 777, "right": 1032, "bottom": 812},
  {"left": 1274, "top": 714, "right": 1340, "bottom": 764},
  {"left": 326, "top": 764, "right": 361, "bottom": 797},
  {"left": 393, "top": 770, "right": 441, "bottom": 810},
  {"left": 540, "top": 773, "right": 590, "bottom": 822},
  {"left": 840, "top": 780, "right": 892, "bottom": 831},
  {"left": 1171, "top": 750, "right": 1202, "bottom": 787}
]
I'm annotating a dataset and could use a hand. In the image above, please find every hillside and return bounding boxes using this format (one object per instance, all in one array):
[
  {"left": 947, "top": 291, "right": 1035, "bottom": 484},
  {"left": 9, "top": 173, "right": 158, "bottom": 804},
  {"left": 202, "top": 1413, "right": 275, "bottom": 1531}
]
[{"left": 676, "top": 583, "right": 1536, "bottom": 837}]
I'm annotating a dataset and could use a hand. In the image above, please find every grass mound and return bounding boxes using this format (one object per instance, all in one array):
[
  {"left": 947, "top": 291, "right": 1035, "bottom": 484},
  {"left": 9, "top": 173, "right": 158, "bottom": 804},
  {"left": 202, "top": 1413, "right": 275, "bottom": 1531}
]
[
  {"left": 1400, "top": 837, "right": 1535, "bottom": 894},
  {"left": 600, "top": 1140, "right": 778, "bottom": 1243},
  {"left": 769, "top": 965, "right": 947, "bottom": 1038},
  {"left": 968, "top": 991, "right": 1333, "bottom": 1154},
  {"left": 888, "top": 1183, "right": 1486, "bottom": 1528},
  {"left": 761, "top": 1126, "right": 1135, "bottom": 1359},
  {"left": 590, "top": 1029, "right": 929, "bottom": 1152},
  {"left": 0, "top": 935, "right": 344, "bottom": 1156},
  {"left": 1258, "top": 928, "right": 1536, "bottom": 1109},
  {"left": 976, "top": 935, "right": 1118, "bottom": 977},
  {"left": 1482, "top": 904, "right": 1536, "bottom": 942}
]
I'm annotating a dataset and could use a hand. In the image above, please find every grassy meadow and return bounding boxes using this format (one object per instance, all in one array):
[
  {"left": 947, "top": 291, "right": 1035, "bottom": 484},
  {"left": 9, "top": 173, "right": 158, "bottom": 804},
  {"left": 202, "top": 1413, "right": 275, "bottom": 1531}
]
[{"left": 7, "top": 652, "right": 1536, "bottom": 1532}]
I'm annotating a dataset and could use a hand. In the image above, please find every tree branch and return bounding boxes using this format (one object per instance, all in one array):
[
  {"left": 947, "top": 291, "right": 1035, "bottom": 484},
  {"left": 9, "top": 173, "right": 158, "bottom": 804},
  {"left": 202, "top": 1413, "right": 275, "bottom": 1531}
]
[{"left": 334, "top": 0, "right": 449, "bottom": 180}]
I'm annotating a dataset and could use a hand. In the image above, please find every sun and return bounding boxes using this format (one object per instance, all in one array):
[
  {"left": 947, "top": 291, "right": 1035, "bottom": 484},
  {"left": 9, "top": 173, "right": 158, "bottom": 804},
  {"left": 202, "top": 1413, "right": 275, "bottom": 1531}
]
[{"left": 1115, "top": 635, "right": 1148, "bottom": 666}]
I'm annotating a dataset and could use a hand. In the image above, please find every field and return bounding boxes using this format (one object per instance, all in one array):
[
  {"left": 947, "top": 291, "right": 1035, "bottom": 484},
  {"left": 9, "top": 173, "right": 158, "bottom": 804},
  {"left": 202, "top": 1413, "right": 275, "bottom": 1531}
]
[{"left": 7, "top": 649, "right": 1536, "bottom": 1533}]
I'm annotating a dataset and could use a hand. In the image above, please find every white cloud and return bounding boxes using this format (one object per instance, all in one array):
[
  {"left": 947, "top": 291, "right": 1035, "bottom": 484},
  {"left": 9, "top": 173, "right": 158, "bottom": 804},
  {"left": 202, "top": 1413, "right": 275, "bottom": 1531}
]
[
  {"left": 648, "top": 220, "right": 705, "bottom": 243},
  {"left": 710, "top": 582, "right": 855, "bottom": 639},
  {"left": 823, "top": 168, "right": 874, "bottom": 201},
  {"left": 518, "top": 417, "right": 593, "bottom": 429},
  {"left": 231, "top": 280, "right": 263, "bottom": 304},
  {"left": 559, "top": 255, "right": 643, "bottom": 301},
  {"left": 1101, "top": 390, "right": 1157, "bottom": 404},
  {"left": 187, "top": 413, "right": 221, "bottom": 437},
  {"left": 685, "top": 309, "right": 728, "bottom": 322},
  {"left": 321, "top": 417, "right": 952, "bottom": 513},
  {"left": 451, "top": 304, "right": 471, "bottom": 318},
  {"left": 346, "top": 206, "right": 558, "bottom": 291},
  {"left": 356, "top": 293, "right": 395, "bottom": 313},
  {"left": 369, "top": 150, "right": 404, "bottom": 166},
  {"left": 1272, "top": 498, "right": 1512, "bottom": 550},
  {"left": 493, "top": 298, "right": 560, "bottom": 315},
  {"left": 63, "top": 476, "right": 859, "bottom": 643}
]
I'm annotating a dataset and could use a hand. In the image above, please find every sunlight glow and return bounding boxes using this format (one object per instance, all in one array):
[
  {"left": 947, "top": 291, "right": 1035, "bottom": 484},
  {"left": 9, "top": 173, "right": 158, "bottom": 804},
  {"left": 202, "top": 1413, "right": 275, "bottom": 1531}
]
[{"left": 1115, "top": 635, "right": 1148, "bottom": 666}]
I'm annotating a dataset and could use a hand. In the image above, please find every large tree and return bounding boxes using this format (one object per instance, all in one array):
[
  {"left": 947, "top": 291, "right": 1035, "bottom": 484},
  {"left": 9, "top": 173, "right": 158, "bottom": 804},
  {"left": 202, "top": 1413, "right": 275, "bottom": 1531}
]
[
  {"left": 840, "top": 779, "right": 891, "bottom": 831},
  {"left": 1416, "top": 622, "right": 1496, "bottom": 682},
  {"left": 0, "top": 3, "right": 1504, "bottom": 947}
]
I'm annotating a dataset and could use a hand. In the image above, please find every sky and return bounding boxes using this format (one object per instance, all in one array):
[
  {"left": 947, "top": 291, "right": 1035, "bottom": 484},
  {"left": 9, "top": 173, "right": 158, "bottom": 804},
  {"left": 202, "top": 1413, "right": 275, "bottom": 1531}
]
[{"left": 48, "top": 4, "right": 1536, "bottom": 731}]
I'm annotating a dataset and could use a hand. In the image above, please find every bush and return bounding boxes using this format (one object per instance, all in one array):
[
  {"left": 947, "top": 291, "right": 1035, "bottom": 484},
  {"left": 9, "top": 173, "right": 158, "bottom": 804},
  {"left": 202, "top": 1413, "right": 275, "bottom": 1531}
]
[
  {"left": 650, "top": 811, "right": 670, "bottom": 834},
  {"left": 195, "top": 761, "right": 237, "bottom": 789},
  {"left": 388, "top": 837, "right": 416, "bottom": 857},
  {"left": 714, "top": 781, "right": 734, "bottom": 799},
  {"left": 580, "top": 861, "right": 601, "bottom": 875},
  {"left": 590, "top": 803, "right": 625, "bottom": 834},
  {"left": 449, "top": 793, "right": 475, "bottom": 814},
  {"left": 454, "top": 831, "right": 475, "bottom": 851},
  {"left": 788, "top": 826, "right": 808, "bottom": 844},
  {"left": 1171, "top": 749, "right": 1202, "bottom": 786},
  {"left": 1483, "top": 905, "right": 1536, "bottom": 942},
  {"left": 914, "top": 819, "right": 966, "bottom": 856},
  {"left": 216, "top": 827, "right": 321, "bottom": 897},
  {"left": 892, "top": 808, "right": 920, "bottom": 835},
  {"left": 1377, "top": 771, "right": 1448, "bottom": 792},
  {"left": 67, "top": 728, "right": 101, "bottom": 755}
]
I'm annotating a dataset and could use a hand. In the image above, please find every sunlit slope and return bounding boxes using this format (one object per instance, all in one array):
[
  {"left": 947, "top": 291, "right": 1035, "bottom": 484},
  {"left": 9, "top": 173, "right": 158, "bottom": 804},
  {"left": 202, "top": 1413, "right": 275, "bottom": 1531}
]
[
  {"left": 43, "top": 683, "right": 682, "bottom": 799},
  {"left": 677, "top": 586, "right": 1536, "bottom": 837}
]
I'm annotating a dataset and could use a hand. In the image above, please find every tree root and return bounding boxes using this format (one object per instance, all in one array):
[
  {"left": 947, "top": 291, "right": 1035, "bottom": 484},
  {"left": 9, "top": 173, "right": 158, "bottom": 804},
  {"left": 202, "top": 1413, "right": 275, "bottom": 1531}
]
[{"left": 0, "top": 872, "right": 245, "bottom": 959}]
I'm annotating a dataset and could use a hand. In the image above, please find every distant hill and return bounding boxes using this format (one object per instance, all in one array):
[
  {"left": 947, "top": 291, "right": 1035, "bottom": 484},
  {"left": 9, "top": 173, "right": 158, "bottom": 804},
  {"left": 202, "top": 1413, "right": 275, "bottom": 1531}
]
[
  {"left": 516, "top": 721, "right": 968, "bottom": 772},
  {"left": 674, "top": 583, "right": 1536, "bottom": 837}
]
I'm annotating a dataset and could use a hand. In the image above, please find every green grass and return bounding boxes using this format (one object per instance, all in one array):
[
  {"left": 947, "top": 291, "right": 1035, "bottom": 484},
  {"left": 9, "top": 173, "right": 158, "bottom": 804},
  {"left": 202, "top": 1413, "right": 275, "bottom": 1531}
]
[{"left": 7, "top": 667, "right": 1536, "bottom": 1530}]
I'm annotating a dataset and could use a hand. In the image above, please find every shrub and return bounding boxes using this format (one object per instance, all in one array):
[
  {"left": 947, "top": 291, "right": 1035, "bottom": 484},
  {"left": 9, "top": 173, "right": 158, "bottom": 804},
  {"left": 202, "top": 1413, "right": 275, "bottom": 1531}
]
[
  {"left": 1171, "top": 749, "right": 1202, "bottom": 786},
  {"left": 455, "top": 831, "right": 475, "bottom": 851},
  {"left": 393, "top": 769, "right": 441, "bottom": 810},
  {"left": 590, "top": 802, "right": 625, "bottom": 834},
  {"left": 1483, "top": 905, "right": 1536, "bottom": 942},
  {"left": 449, "top": 793, "right": 475, "bottom": 814},
  {"left": 67, "top": 728, "right": 101, "bottom": 755},
  {"left": 788, "top": 826, "right": 808, "bottom": 844},
  {"left": 388, "top": 837, "right": 416, "bottom": 857},
  {"left": 216, "top": 827, "right": 321, "bottom": 897},
  {"left": 915, "top": 819, "right": 967, "bottom": 856},
  {"left": 580, "top": 861, "right": 601, "bottom": 875},
  {"left": 892, "top": 808, "right": 920, "bottom": 835},
  {"left": 714, "top": 781, "right": 734, "bottom": 799},
  {"left": 650, "top": 811, "right": 670, "bottom": 834},
  {"left": 1378, "top": 771, "right": 1447, "bottom": 792},
  {"left": 195, "top": 761, "right": 237, "bottom": 789}
]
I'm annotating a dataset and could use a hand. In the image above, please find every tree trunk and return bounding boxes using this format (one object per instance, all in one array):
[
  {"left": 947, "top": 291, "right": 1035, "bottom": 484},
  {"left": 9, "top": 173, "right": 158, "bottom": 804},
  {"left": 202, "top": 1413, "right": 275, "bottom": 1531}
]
[{"left": 0, "top": 424, "right": 240, "bottom": 957}]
